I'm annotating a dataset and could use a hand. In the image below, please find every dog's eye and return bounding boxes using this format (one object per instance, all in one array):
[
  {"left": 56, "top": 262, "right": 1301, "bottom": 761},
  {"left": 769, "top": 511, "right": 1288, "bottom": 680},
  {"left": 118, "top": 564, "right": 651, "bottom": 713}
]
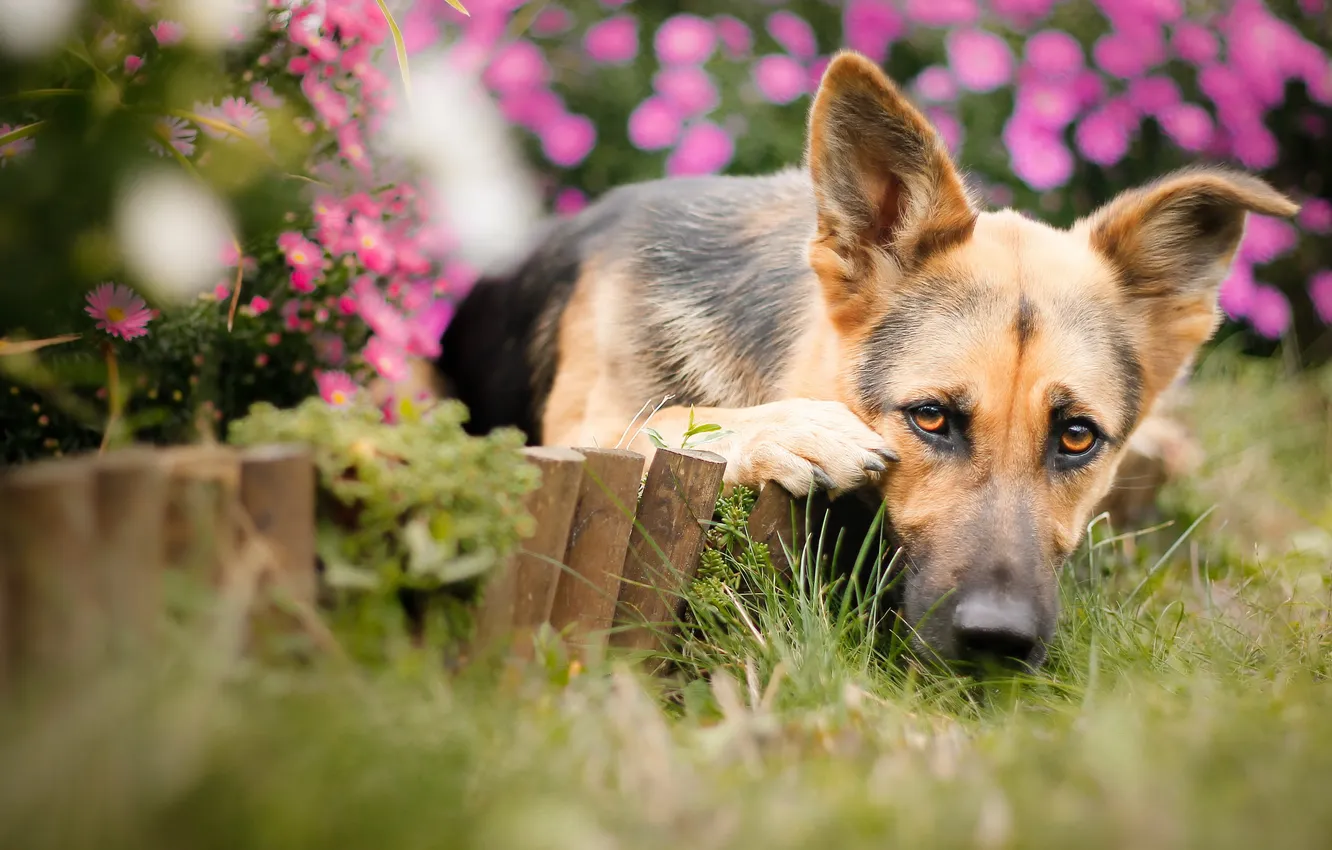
[
  {"left": 1058, "top": 422, "right": 1097, "bottom": 455},
  {"left": 909, "top": 404, "right": 949, "bottom": 435}
]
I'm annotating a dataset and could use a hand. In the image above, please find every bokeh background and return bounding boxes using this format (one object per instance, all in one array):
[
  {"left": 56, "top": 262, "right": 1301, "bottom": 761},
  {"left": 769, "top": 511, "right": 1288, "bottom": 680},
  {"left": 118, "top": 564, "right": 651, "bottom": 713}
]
[{"left": 0, "top": 0, "right": 1329, "bottom": 459}]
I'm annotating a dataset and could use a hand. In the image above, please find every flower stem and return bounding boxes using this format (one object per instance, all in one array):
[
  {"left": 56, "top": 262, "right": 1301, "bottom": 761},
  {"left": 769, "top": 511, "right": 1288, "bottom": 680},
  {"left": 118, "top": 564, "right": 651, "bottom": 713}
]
[{"left": 99, "top": 341, "right": 122, "bottom": 454}]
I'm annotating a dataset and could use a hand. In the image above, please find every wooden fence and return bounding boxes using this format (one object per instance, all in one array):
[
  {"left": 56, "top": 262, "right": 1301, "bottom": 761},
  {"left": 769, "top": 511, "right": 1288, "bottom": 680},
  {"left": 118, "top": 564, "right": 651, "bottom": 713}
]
[{"left": 0, "top": 442, "right": 812, "bottom": 684}]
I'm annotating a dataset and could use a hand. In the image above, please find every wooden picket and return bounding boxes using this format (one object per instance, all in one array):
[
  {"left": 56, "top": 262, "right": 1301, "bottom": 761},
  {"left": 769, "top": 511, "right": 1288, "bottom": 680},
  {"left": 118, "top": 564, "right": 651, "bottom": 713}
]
[{"left": 0, "top": 440, "right": 770, "bottom": 683}]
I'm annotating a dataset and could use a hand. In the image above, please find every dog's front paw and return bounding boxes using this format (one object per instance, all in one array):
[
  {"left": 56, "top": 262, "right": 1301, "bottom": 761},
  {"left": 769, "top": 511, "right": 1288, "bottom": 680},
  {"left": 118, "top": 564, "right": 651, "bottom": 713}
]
[{"left": 728, "top": 399, "right": 897, "bottom": 496}]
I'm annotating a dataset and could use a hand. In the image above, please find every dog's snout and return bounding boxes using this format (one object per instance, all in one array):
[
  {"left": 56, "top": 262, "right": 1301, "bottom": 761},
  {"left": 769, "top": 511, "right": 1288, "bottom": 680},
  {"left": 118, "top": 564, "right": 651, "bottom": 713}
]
[{"left": 951, "top": 589, "right": 1041, "bottom": 670}]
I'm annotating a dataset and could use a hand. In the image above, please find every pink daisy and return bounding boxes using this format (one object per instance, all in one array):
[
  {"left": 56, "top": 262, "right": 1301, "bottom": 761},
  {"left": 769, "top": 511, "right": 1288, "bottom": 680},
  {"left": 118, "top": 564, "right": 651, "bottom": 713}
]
[
  {"left": 364, "top": 335, "right": 409, "bottom": 382},
  {"left": 484, "top": 40, "right": 551, "bottom": 94},
  {"left": 1239, "top": 215, "right": 1298, "bottom": 265},
  {"left": 583, "top": 15, "right": 638, "bottom": 65},
  {"left": 1248, "top": 284, "right": 1291, "bottom": 339},
  {"left": 666, "top": 122, "right": 734, "bottom": 176},
  {"left": 753, "top": 55, "right": 808, "bottom": 105},
  {"left": 251, "top": 82, "right": 284, "bottom": 109},
  {"left": 86, "top": 283, "right": 153, "bottom": 341},
  {"left": 1158, "top": 102, "right": 1213, "bottom": 151},
  {"left": 555, "top": 188, "right": 588, "bottom": 216},
  {"left": 124, "top": 55, "right": 144, "bottom": 75},
  {"left": 147, "top": 115, "right": 196, "bottom": 157},
  {"left": 316, "top": 370, "right": 359, "bottom": 407},
  {"left": 221, "top": 96, "right": 269, "bottom": 141},
  {"left": 628, "top": 96, "right": 683, "bottom": 151},
  {"left": 1024, "top": 30, "right": 1083, "bottom": 81},
  {"left": 716, "top": 15, "right": 753, "bottom": 60},
  {"left": 248, "top": 295, "right": 271, "bottom": 316},
  {"left": 655, "top": 14, "right": 716, "bottom": 66},
  {"left": 0, "top": 123, "right": 35, "bottom": 165},
  {"left": 914, "top": 66, "right": 957, "bottom": 103},
  {"left": 766, "top": 11, "right": 817, "bottom": 61},
  {"left": 947, "top": 29, "right": 1014, "bottom": 92},
  {"left": 906, "top": 0, "right": 978, "bottom": 26},
  {"left": 540, "top": 113, "right": 597, "bottom": 167},
  {"left": 1309, "top": 270, "right": 1332, "bottom": 323},
  {"left": 151, "top": 20, "right": 186, "bottom": 46},
  {"left": 1297, "top": 198, "right": 1332, "bottom": 233},
  {"left": 1074, "top": 102, "right": 1137, "bottom": 166},
  {"left": 653, "top": 66, "right": 720, "bottom": 117},
  {"left": 1171, "top": 22, "right": 1218, "bottom": 65},
  {"left": 843, "top": 0, "right": 904, "bottom": 63}
]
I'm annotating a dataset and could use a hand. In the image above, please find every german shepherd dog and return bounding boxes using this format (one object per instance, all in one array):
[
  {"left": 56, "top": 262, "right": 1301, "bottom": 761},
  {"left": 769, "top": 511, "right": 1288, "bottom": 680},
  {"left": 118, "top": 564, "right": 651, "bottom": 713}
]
[{"left": 438, "top": 52, "right": 1297, "bottom": 670}]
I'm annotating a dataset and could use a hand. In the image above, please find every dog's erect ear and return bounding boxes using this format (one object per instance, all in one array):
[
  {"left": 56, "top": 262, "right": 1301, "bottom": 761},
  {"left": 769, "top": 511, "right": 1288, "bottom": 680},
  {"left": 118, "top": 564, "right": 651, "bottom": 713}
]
[
  {"left": 806, "top": 52, "right": 976, "bottom": 323},
  {"left": 1077, "top": 167, "right": 1299, "bottom": 394}
]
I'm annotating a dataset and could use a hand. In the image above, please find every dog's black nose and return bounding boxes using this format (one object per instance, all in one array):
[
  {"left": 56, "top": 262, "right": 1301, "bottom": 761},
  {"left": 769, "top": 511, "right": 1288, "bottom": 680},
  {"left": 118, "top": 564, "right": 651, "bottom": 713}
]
[{"left": 951, "top": 590, "right": 1040, "bottom": 671}]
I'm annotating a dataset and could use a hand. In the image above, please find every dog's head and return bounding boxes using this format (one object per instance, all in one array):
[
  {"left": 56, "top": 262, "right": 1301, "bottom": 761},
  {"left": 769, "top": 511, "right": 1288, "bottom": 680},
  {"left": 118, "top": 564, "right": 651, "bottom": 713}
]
[{"left": 806, "top": 52, "right": 1297, "bottom": 671}]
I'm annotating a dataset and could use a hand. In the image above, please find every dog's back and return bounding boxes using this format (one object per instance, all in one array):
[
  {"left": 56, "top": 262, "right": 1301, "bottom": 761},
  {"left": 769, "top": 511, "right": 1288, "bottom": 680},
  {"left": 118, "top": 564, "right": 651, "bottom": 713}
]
[{"left": 438, "top": 169, "right": 821, "bottom": 442}]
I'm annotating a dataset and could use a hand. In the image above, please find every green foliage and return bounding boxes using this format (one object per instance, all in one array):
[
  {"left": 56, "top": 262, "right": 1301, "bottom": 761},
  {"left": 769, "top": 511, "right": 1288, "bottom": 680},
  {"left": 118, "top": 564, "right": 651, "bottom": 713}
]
[{"left": 227, "top": 396, "right": 539, "bottom": 656}]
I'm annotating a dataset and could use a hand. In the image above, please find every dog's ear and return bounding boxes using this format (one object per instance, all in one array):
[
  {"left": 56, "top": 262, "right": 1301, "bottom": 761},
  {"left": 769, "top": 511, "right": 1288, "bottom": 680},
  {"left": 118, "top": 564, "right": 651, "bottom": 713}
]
[
  {"left": 1077, "top": 167, "right": 1298, "bottom": 393},
  {"left": 806, "top": 51, "right": 976, "bottom": 325}
]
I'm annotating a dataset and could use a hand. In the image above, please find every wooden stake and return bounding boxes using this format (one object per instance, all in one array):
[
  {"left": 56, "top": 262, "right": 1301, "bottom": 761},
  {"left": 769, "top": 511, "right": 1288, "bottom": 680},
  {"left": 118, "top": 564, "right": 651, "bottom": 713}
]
[
  {"left": 159, "top": 446, "right": 241, "bottom": 582},
  {"left": 93, "top": 447, "right": 168, "bottom": 648},
  {"left": 473, "top": 447, "right": 585, "bottom": 656},
  {"left": 745, "top": 485, "right": 829, "bottom": 578},
  {"left": 610, "top": 448, "right": 726, "bottom": 655},
  {"left": 238, "top": 444, "right": 316, "bottom": 607},
  {"left": 549, "top": 448, "right": 644, "bottom": 658}
]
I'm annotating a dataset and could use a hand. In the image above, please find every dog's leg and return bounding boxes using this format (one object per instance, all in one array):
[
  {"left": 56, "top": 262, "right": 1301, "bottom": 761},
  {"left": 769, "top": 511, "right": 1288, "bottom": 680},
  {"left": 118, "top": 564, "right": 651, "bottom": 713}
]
[{"left": 554, "top": 399, "right": 897, "bottom": 496}]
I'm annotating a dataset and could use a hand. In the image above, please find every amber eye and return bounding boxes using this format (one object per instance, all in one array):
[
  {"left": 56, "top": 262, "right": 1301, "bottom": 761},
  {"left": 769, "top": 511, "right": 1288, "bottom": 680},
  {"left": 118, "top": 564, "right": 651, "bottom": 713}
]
[
  {"left": 909, "top": 404, "right": 949, "bottom": 435},
  {"left": 1058, "top": 422, "right": 1097, "bottom": 455}
]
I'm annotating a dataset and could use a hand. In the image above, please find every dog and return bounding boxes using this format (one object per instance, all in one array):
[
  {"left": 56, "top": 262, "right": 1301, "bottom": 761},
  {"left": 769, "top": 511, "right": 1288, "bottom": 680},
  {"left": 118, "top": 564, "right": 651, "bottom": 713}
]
[{"left": 437, "top": 51, "right": 1297, "bottom": 670}]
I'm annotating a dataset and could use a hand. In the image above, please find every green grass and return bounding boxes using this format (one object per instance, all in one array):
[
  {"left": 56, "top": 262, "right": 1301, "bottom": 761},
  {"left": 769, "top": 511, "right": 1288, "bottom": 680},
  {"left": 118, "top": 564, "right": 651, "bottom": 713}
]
[{"left": 2, "top": 351, "right": 1331, "bottom": 850}]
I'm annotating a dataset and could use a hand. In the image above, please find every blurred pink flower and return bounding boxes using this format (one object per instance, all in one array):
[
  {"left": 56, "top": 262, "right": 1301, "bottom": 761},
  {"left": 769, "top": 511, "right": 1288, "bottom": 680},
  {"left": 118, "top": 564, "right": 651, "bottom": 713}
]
[
  {"left": 407, "top": 300, "right": 454, "bottom": 358},
  {"left": 666, "top": 122, "right": 734, "bottom": 176},
  {"left": 766, "top": 11, "right": 816, "bottom": 60},
  {"left": 1300, "top": 0, "right": 1326, "bottom": 13},
  {"left": 753, "top": 55, "right": 808, "bottom": 104},
  {"left": 281, "top": 300, "right": 302, "bottom": 330},
  {"left": 1231, "top": 124, "right": 1278, "bottom": 169},
  {"left": 352, "top": 215, "right": 396, "bottom": 275},
  {"left": 302, "top": 77, "right": 350, "bottom": 128},
  {"left": 316, "top": 370, "right": 358, "bottom": 407},
  {"left": 1171, "top": 22, "right": 1217, "bottom": 65},
  {"left": 325, "top": 0, "right": 387, "bottom": 45},
  {"left": 251, "top": 82, "right": 284, "bottom": 109},
  {"left": 906, "top": 0, "right": 977, "bottom": 26},
  {"left": 1075, "top": 101, "right": 1137, "bottom": 166},
  {"left": 1249, "top": 284, "right": 1291, "bottom": 338},
  {"left": 1158, "top": 102, "right": 1213, "bottom": 151},
  {"left": 1071, "top": 70, "right": 1106, "bottom": 107},
  {"left": 1309, "top": 270, "right": 1332, "bottom": 323},
  {"left": 655, "top": 14, "right": 716, "bottom": 66},
  {"left": 291, "top": 268, "right": 318, "bottom": 293},
  {"left": 555, "top": 188, "right": 588, "bottom": 216},
  {"left": 1094, "top": 28, "right": 1165, "bottom": 78},
  {"left": 1297, "top": 198, "right": 1332, "bottom": 233},
  {"left": 147, "top": 116, "right": 196, "bottom": 157},
  {"left": 654, "top": 66, "right": 720, "bottom": 117},
  {"left": 221, "top": 96, "right": 269, "bottom": 141},
  {"left": 485, "top": 40, "right": 550, "bottom": 94},
  {"left": 1024, "top": 30, "right": 1083, "bottom": 81},
  {"left": 500, "top": 87, "right": 564, "bottom": 132},
  {"left": 1004, "top": 118, "right": 1073, "bottom": 190},
  {"left": 991, "top": 0, "right": 1057, "bottom": 26},
  {"left": 364, "top": 336, "right": 408, "bottom": 382},
  {"left": 1126, "top": 76, "right": 1180, "bottom": 116},
  {"left": 716, "top": 15, "right": 752, "bottom": 60},
  {"left": 314, "top": 332, "right": 346, "bottom": 365},
  {"left": 844, "top": 0, "right": 903, "bottom": 63},
  {"left": 541, "top": 113, "right": 597, "bottom": 167},
  {"left": 151, "top": 20, "right": 185, "bottom": 46},
  {"left": 1240, "top": 215, "right": 1298, "bottom": 264},
  {"left": 248, "top": 296, "right": 271, "bottom": 316},
  {"left": 926, "top": 107, "right": 964, "bottom": 155},
  {"left": 947, "top": 29, "right": 1014, "bottom": 93},
  {"left": 1015, "top": 79, "right": 1079, "bottom": 128},
  {"left": 808, "top": 57, "right": 831, "bottom": 91},
  {"left": 914, "top": 66, "right": 957, "bottom": 103},
  {"left": 629, "top": 96, "right": 683, "bottom": 150},
  {"left": 337, "top": 123, "right": 371, "bottom": 174},
  {"left": 124, "top": 55, "right": 144, "bottom": 75},
  {"left": 583, "top": 15, "right": 638, "bottom": 65},
  {"left": 532, "top": 6, "right": 572, "bottom": 36},
  {"left": 1219, "top": 263, "right": 1256, "bottom": 319}
]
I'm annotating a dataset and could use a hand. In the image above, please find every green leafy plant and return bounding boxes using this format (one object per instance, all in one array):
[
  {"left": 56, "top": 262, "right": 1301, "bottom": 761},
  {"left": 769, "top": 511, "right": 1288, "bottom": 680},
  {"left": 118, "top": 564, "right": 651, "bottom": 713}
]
[{"left": 645, "top": 406, "right": 736, "bottom": 451}]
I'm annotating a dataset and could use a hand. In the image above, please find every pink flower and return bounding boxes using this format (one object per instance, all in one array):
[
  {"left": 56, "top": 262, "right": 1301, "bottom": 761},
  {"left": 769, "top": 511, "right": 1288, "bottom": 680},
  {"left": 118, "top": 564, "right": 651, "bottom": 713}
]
[
  {"left": 500, "top": 87, "right": 565, "bottom": 132},
  {"left": 355, "top": 285, "right": 411, "bottom": 349},
  {"left": 220, "top": 96, "right": 269, "bottom": 141},
  {"left": 926, "top": 107, "right": 964, "bottom": 156},
  {"left": 1249, "top": 284, "right": 1291, "bottom": 339},
  {"left": 85, "top": 283, "right": 153, "bottom": 340},
  {"left": 1219, "top": 263, "right": 1256, "bottom": 319},
  {"left": 1309, "top": 270, "right": 1332, "bottom": 323},
  {"left": 1297, "top": 198, "right": 1332, "bottom": 233},
  {"left": 316, "top": 370, "right": 359, "bottom": 407},
  {"left": 485, "top": 40, "right": 550, "bottom": 94},
  {"left": 1240, "top": 215, "right": 1298, "bottom": 265},
  {"left": 281, "top": 299, "right": 302, "bottom": 330},
  {"left": 844, "top": 0, "right": 904, "bottom": 63},
  {"left": 1014, "top": 80, "right": 1079, "bottom": 128},
  {"left": 947, "top": 29, "right": 1014, "bottom": 93},
  {"left": 1094, "top": 28, "right": 1165, "bottom": 78},
  {"left": 313, "top": 333, "right": 346, "bottom": 366},
  {"left": 124, "top": 55, "right": 144, "bottom": 75},
  {"left": 1171, "top": 22, "right": 1218, "bottom": 65},
  {"left": 532, "top": 6, "right": 572, "bottom": 36},
  {"left": 906, "top": 0, "right": 977, "bottom": 26},
  {"left": 338, "top": 123, "right": 371, "bottom": 173},
  {"left": 147, "top": 115, "right": 196, "bottom": 157},
  {"left": 251, "top": 82, "right": 283, "bottom": 109},
  {"left": 1158, "top": 102, "right": 1213, "bottom": 151},
  {"left": 406, "top": 300, "right": 454, "bottom": 358},
  {"left": 914, "top": 66, "right": 957, "bottom": 103},
  {"left": 655, "top": 14, "right": 716, "bottom": 66},
  {"left": 715, "top": 15, "right": 752, "bottom": 60},
  {"left": 302, "top": 77, "right": 350, "bottom": 128},
  {"left": 1231, "top": 125, "right": 1279, "bottom": 170},
  {"left": 248, "top": 295, "right": 271, "bottom": 316},
  {"left": 0, "top": 123, "right": 35, "bottom": 164},
  {"left": 753, "top": 55, "right": 808, "bottom": 104},
  {"left": 653, "top": 66, "right": 719, "bottom": 117},
  {"left": 628, "top": 97, "right": 683, "bottom": 150},
  {"left": 291, "top": 269, "right": 318, "bottom": 293},
  {"left": 766, "top": 11, "right": 816, "bottom": 60},
  {"left": 212, "top": 282, "right": 230, "bottom": 301},
  {"left": 1126, "top": 76, "right": 1180, "bottom": 116},
  {"left": 1022, "top": 30, "right": 1084, "bottom": 82},
  {"left": 151, "top": 20, "right": 185, "bottom": 46},
  {"left": 364, "top": 335, "right": 408, "bottom": 382},
  {"left": 666, "top": 122, "right": 733, "bottom": 176},
  {"left": 1075, "top": 102, "right": 1137, "bottom": 166},
  {"left": 555, "top": 188, "right": 587, "bottom": 216},
  {"left": 991, "top": 0, "right": 1057, "bottom": 27},
  {"left": 540, "top": 113, "right": 596, "bottom": 167},
  {"left": 352, "top": 215, "right": 396, "bottom": 275},
  {"left": 1072, "top": 70, "right": 1106, "bottom": 107},
  {"left": 337, "top": 295, "right": 357, "bottom": 316},
  {"left": 280, "top": 232, "right": 323, "bottom": 271},
  {"left": 1004, "top": 118, "right": 1073, "bottom": 190},
  {"left": 583, "top": 15, "right": 638, "bottom": 65}
]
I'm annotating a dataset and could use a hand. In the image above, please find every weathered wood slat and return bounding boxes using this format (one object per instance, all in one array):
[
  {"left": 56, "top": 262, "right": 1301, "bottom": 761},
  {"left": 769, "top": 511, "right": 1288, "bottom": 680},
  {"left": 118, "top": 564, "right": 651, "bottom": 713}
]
[
  {"left": 745, "top": 485, "right": 830, "bottom": 578},
  {"left": 474, "top": 446, "right": 586, "bottom": 655},
  {"left": 93, "top": 448, "right": 168, "bottom": 647},
  {"left": 159, "top": 446, "right": 242, "bottom": 585},
  {"left": 238, "top": 444, "right": 317, "bottom": 606},
  {"left": 610, "top": 448, "right": 726, "bottom": 655},
  {"left": 549, "top": 448, "right": 644, "bottom": 657}
]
